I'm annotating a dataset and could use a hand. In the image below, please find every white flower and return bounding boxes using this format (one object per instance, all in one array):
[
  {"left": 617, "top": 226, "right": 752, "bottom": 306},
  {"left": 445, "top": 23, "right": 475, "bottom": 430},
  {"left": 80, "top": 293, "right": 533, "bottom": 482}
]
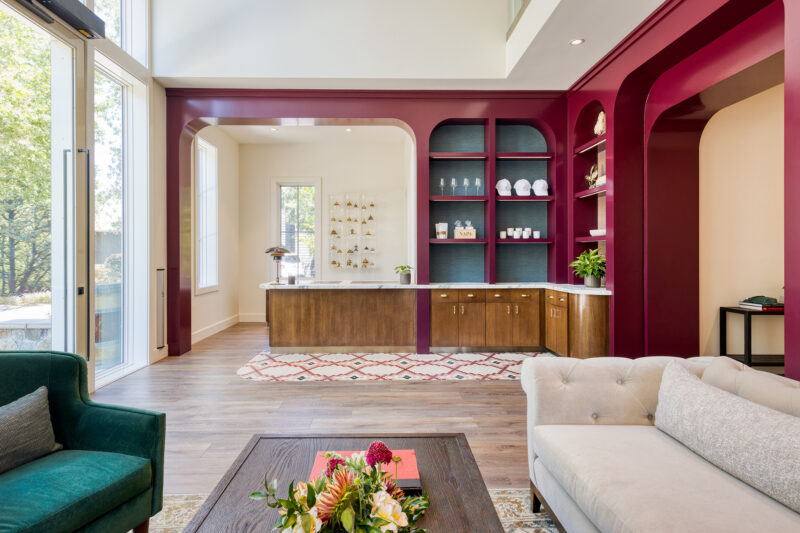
[
  {"left": 346, "top": 451, "right": 368, "bottom": 470},
  {"left": 370, "top": 490, "right": 409, "bottom": 532},
  {"left": 281, "top": 507, "right": 322, "bottom": 533}
]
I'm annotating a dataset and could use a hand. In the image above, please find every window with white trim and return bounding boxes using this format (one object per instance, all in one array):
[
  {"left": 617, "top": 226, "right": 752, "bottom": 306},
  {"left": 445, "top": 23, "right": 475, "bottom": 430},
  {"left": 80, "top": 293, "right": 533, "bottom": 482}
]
[
  {"left": 92, "top": 0, "right": 149, "bottom": 66},
  {"left": 195, "top": 138, "right": 219, "bottom": 292}
]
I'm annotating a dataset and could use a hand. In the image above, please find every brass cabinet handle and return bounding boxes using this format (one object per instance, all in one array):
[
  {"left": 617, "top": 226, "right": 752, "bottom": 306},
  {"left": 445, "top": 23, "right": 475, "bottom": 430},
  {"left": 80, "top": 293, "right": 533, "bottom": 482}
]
[
  {"left": 494, "top": 293, "right": 502, "bottom": 298},
  {"left": 548, "top": 295, "right": 554, "bottom": 299},
  {"left": 461, "top": 305, "right": 465, "bottom": 315},
  {"left": 521, "top": 293, "right": 529, "bottom": 298},
  {"left": 507, "top": 305, "right": 511, "bottom": 314},
  {"left": 559, "top": 298, "right": 565, "bottom": 302},
  {"left": 440, "top": 293, "right": 448, "bottom": 298},
  {"left": 515, "top": 305, "right": 519, "bottom": 315},
  {"left": 452, "top": 305, "right": 456, "bottom": 315},
  {"left": 467, "top": 293, "right": 475, "bottom": 298}
]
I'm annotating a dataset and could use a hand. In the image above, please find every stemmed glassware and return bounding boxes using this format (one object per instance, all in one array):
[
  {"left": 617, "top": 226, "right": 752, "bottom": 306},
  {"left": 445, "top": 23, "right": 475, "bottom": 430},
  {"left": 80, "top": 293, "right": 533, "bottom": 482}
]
[
  {"left": 475, "top": 178, "right": 482, "bottom": 196},
  {"left": 439, "top": 178, "right": 445, "bottom": 196},
  {"left": 450, "top": 178, "right": 457, "bottom": 196},
  {"left": 463, "top": 178, "right": 470, "bottom": 196}
]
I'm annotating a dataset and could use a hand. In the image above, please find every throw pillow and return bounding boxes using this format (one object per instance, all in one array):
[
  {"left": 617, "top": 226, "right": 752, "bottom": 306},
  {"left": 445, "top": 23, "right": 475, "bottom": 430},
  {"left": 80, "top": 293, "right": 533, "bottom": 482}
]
[
  {"left": 655, "top": 362, "right": 800, "bottom": 513},
  {"left": 0, "top": 386, "right": 61, "bottom": 474}
]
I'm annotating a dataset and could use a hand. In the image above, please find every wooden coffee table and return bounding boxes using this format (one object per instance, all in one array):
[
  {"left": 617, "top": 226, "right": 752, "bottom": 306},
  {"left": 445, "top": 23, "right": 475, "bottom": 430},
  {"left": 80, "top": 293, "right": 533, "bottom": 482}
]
[{"left": 184, "top": 434, "right": 503, "bottom": 532}]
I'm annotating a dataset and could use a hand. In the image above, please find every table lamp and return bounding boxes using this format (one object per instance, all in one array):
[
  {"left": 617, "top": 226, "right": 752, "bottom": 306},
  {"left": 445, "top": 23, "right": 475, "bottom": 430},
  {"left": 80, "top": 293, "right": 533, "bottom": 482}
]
[{"left": 266, "top": 247, "right": 290, "bottom": 284}]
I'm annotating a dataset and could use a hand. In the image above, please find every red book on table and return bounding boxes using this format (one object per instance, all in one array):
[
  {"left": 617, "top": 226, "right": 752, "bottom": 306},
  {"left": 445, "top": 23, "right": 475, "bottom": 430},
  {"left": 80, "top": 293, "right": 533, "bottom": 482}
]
[{"left": 309, "top": 449, "right": 421, "bottom": 491}]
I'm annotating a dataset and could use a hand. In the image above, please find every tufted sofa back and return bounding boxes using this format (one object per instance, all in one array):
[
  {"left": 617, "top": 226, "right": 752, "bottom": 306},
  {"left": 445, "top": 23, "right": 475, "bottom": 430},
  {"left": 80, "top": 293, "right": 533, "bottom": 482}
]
[{"left": 521, "top": 356, "right": 715, "bottom": 427}]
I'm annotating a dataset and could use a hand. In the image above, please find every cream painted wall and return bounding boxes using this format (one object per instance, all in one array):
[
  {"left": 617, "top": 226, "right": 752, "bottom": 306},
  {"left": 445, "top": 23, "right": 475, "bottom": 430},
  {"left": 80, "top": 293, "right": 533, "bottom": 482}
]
[
  {"left": 699, "top": 84, "right": 784, "bottom": 356},
  {"left": 191, "top": 126, "right": 241, "bottom": 342},
  {"left": 149, "top": 81, "right": 168, "bottom": 363},
  {"left": 238, "top": 140, "right": 411, "bottom": 322}
]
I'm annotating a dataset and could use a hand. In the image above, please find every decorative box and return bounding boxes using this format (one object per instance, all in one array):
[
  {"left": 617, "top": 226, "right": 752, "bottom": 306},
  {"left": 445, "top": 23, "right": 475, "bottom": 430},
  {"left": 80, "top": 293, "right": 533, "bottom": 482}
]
[{"left": 454, "top": 227, "right": 477, "bottom": 239}]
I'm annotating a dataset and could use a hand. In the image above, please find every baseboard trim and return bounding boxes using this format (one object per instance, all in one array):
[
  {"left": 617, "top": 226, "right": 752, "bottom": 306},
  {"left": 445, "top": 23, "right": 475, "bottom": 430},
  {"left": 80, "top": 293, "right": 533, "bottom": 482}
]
[
  {"left": 192, "top": 315, "right": 240, "bottom": 343},
  {"left": 238, "top": 313, "right": 266, "bottom": 323}
]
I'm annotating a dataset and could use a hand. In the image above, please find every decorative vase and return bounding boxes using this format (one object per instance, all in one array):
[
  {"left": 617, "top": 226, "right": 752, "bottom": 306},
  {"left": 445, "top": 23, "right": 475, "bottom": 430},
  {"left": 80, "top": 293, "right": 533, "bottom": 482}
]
[
  {"left": 400, "top": 272, "right": 411, "bottom": 285},
  {"left": 585, "top": 275, "right": 601, "bottom": 288}
]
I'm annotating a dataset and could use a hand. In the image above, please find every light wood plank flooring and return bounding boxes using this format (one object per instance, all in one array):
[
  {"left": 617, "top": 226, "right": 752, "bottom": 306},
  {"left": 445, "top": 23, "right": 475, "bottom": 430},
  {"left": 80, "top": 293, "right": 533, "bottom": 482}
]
[{"left": 91, "top": 323, "right": 529, "bottom": 494}]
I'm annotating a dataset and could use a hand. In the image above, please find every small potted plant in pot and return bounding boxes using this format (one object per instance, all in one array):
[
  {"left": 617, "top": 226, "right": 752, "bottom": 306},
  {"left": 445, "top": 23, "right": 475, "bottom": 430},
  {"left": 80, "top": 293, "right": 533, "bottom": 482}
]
[
  {"left": 570, "top": 249, "right": 606, "bottom": 288},
  {"left": 394, "top": 265, "right": 414, "bottom": 285}
]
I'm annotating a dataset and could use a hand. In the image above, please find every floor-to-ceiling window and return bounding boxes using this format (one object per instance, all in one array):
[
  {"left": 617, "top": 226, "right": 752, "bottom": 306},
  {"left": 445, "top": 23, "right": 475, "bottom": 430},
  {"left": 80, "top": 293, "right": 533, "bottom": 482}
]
[
  {"left": 0, "top": 4, "right": 77, "bottom": 353},
  {"left": 279, "top": 184, "right": 318, "bottom": 282}
]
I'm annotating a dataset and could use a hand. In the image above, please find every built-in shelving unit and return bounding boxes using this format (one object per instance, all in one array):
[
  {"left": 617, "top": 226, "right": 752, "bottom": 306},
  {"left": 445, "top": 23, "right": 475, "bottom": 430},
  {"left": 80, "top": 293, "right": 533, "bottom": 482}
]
[
  {"left": 427, "top": 120, "right": 555, "bottom": 284},
  {"left": 570, "top": 101, "right": 608, "bottom": 284}
]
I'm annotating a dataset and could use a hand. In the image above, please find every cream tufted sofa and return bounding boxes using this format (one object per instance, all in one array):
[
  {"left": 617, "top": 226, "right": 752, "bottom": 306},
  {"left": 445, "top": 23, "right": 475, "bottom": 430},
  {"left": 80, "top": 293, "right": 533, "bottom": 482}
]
[{"left": 521, "top": 355, "right": 800, "bottom": 533}]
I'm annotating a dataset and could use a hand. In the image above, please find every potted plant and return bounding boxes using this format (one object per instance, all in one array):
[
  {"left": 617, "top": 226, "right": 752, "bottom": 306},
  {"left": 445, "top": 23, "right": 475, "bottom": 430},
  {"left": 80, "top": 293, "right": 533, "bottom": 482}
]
[
  {"left": 570, "top": 249, "right": 606, "bottom": 288},
  {"left": 394, "top": 265, "right": 414, "bottom": 285}
]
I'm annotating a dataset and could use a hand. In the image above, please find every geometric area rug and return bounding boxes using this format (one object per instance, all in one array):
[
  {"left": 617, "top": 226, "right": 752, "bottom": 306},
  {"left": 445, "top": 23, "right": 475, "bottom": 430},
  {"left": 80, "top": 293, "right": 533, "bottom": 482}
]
[
  {"left": 149, "top": 489, "right": 558, "bottom": 532},
  {"left": 236, "top": 351, "right": 546, "bottom": 383}
]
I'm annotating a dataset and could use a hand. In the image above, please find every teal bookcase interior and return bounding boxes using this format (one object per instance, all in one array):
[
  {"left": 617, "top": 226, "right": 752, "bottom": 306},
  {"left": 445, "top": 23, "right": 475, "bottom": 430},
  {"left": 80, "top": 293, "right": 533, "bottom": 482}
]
[
  {"left": 496, "top": 124, "right": 547, "bottom": 152},
  {"left": 430, "top": 124, "right": 485, "bottom": 152},
  {"left": 495, "top": 244, "right": 548, "bottom": 282},
  {"left": 430, "top": 202, "right": 486, "bottom": 238},
  {"left": 430, "top": 245, "right": 485, "bottom": 283},
  {"left": 429, "top": 159, "right": 485, "bottom": 196},
  {"left": 495, "top": 202, "right": 548, "bottom": 237},
  {"left": 495, "top": 160, "right": 548, "bottom": 186}
]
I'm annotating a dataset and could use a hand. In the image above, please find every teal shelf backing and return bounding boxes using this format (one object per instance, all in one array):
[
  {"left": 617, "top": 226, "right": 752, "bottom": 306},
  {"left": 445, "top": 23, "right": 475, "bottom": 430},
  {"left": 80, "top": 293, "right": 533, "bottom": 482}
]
[
  {"left": 429, "top": 202, "right": 485, "bottom": 239},
  {"left": 495, "top": 202, "right": 547, "bottom": 237},
  {"left": 495, "top": 245, "right": 548, "bottom": 282},
  {"left": 496, "top": 124, "right": 547, "bottom": 153},
  {"left": 430, "top": 244, "right": 485, "bottom": 283},
  {"left": 430, "top": 124, "right": 485, "bottom": 152},
  {"left": 429, "top": 159, "right": 485, "bottom": 196}
]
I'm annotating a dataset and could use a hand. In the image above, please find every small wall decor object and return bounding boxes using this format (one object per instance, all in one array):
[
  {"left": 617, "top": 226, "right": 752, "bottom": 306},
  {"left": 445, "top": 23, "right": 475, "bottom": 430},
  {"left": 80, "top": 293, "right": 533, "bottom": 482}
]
[
  {"left": 585, "top": 164, "right": 599, "bottom": 188},
  {"left": 513, "top": 179, "right": 532, "bottom": 196},
  {"left": 532, "top": 179, "right": 549, "bottom": 196},
  {"left": 594, "top": 111, "right": 606, "bottom": 136},
  {"left": 496, "top": 178, "right": 512, "bottom": 196}
]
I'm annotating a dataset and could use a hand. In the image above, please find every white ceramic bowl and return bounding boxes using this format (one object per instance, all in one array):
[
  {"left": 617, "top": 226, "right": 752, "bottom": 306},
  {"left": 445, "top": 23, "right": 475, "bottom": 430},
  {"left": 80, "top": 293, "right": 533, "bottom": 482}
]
[{"left": 589, "top": 229, "right": 606, "bottom": 237}]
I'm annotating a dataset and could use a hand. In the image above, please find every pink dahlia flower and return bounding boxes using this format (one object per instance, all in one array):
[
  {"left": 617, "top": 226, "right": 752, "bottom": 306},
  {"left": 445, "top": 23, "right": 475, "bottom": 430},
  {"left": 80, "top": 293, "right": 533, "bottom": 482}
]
[
  {"left": 326, "top": 457, "right": 346, "bottom": 477},
  {"left": 366, "top": 441, "right": 393, "bottom": 467}
]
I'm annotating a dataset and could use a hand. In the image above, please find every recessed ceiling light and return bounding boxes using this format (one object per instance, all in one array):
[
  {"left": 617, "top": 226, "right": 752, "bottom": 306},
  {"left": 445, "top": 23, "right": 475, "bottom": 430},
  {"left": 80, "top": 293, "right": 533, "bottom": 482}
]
[
  {"left": 570, "top": 38, "right": 585, "bottom": 46},
  {"left": 270, "top": 127, "right": 278, "bottom": 131},
  {"left": 345, "top": 128, "right": 352, "bottom": 132}
]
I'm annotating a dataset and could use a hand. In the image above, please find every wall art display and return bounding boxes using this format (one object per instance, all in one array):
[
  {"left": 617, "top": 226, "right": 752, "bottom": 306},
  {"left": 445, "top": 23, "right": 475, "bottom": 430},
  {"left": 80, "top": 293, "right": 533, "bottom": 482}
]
[{"left": 327, "top": 193, "right": 378, "bottom": 272}]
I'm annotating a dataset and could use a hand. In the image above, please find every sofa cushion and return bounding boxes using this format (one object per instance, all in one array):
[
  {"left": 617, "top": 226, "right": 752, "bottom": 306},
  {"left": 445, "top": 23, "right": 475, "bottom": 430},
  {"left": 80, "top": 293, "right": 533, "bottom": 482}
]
[
  {"left": 0, "top": 450, "right": 151, "bottom": 533},
  {"left": 532, "top": 425, "right": 800, "bottom": 533},
  {"left": 656, "top": 361, "right": 800, "bottom": 513},
  {"left": 701, "top": 356, "right": 800, "bottom": 416},
  {"left": 0, "top": 386, "right": 60, "bottom": 474}
]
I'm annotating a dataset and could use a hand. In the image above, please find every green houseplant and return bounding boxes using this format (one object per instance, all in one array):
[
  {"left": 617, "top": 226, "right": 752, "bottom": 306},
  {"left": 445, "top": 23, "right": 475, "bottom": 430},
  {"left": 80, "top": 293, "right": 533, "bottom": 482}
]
[
  {"left": 394, "top": 265, "right": 414, "bottom": 285},
  {"left": 570, "top": 249, "right": 606, "bottom": 288}
]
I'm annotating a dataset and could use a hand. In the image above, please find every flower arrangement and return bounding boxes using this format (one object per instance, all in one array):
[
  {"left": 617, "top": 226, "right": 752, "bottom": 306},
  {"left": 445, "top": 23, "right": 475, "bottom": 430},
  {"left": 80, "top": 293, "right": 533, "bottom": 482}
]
[{"left": 251, "top": 441, "right": 429, "bottom": 533}]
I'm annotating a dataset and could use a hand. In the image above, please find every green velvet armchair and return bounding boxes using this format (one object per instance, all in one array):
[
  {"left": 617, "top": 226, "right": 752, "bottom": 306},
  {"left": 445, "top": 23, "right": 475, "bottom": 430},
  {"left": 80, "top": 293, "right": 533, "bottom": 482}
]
[{"left": 0, "top": 351, "right": 165, "bottom": 533}]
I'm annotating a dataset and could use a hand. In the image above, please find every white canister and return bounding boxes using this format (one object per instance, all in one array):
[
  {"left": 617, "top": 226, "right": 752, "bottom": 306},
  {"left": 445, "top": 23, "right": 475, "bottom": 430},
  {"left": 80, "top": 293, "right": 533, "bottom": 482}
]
[
  {"left": 523, "top": 229, "right": 531, "bottom": 239},
  {"left": 499, "top": 231, "right": 507, "bottom": 239},
  {"left": 436, "top": 222, "right": 449, "bottom": 239},
  {"left": 525, "top": 227, "right": 532, "bottom": 234},
  {"left": 532, "top": 230, "right": 541, "bottom": 239},
  {"left": 506, "top": 227, "right": 514, "bottom": 235},
  {"left": 513, "top": 229, "right": 523, "bottom": 239}
]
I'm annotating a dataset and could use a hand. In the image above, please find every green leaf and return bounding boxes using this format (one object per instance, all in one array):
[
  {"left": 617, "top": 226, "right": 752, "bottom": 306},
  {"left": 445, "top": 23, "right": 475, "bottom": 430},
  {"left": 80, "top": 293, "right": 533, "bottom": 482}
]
[
  {"left": 300, "top": 512, "right": 313, "bottom": 533},
  {"left": 249, "top": 491, "right": 268, "bottom": 500},
  {"left": 306, "top": 483, "right": 316, "bottom": 508},
  {"left": 341, "top": 506, "right": 356, "bottom": 532}
]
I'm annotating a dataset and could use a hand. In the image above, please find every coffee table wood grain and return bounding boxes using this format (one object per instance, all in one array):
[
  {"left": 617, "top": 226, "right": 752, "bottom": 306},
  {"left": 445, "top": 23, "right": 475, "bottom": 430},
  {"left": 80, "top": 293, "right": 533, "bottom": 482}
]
[{"left": 184, "top": 434, "right": 503, "bottom": 532}]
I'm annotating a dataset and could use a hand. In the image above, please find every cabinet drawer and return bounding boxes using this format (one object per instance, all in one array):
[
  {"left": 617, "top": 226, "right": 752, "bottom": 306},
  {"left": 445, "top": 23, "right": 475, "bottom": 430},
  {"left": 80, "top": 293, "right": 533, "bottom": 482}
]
[
  {"left": 459, "top": 289, "right": 485, "bottom": 303},
  {"left": 487, "top": 289, "right": 513, "bottom": 302},
  {"left": 545, "top": 289, "right": 568, "bottom": 308},
  {"left": 512, "top": 289, "right": 540, "bottom": 303},
  {"left": 432, "top": 290, "right": 458, "bottom": 303}
]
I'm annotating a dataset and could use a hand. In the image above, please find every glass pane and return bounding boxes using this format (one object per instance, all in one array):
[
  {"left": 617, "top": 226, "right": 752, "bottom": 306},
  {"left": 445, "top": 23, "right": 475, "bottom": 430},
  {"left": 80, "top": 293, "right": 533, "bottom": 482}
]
[
  {"left": 94, "top": 0, "right": 122, "bottom": 47},
  {"left": 196, "top": 141, "right": 218, "bottom": 289},
  {"left": 279, "top": 186, "right": 315, "bottom": 281},
  {"left": 0, "top": 8, "right": 74, "bottom": 352},
  {"left": 94, "top": 70, "right": 124, "bottom": 373}
]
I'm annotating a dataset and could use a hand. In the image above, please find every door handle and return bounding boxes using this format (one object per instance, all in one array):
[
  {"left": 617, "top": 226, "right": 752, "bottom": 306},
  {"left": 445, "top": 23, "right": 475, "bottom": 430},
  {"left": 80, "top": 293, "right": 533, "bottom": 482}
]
[
  {"left": 507, "top": 305, "right": 511, "bottom": 314},
  {"left": 78, "top": 148, "right": 91, "bottom": 362},
  {"left": 452, "top": 305, "right": 456, "bottom": 315},
  {"left": 461, "top": 305, "right": 465, "bottom": 315},
  {"left": 515, "top": 305, "right": 519, "bottom": 315}
]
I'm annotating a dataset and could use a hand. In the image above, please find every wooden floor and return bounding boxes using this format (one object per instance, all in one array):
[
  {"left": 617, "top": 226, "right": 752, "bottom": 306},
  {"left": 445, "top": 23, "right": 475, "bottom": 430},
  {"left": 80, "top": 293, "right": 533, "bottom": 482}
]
[{"left": 92, "top": 323, "right": 530, "bottom": 494}]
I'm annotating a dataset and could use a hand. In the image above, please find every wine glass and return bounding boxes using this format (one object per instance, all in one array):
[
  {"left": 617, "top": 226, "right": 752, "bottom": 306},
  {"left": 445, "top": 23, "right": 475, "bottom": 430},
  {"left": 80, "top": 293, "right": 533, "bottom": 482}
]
[
  {"left": 463, "top": 178, "right": 470, "bottom": 196},
  {"left": 451, "top": 178, "right": 457, "bottom": 196},
  {"left": 475, "top": 177, "right": 482, "bottom": 196},
  {"left": 439, "top": 178, "right": 445, "bottom": 196}
]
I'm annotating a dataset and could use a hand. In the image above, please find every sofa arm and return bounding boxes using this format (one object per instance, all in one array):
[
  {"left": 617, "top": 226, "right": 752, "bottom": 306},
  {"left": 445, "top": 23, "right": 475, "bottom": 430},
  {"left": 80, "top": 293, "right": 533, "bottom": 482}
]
[
  {"left": 69, "top": 402, "right": 165, "bottom": 516},
  {"left": 521, "top": 356, "right": 714, "bottom": 427}
]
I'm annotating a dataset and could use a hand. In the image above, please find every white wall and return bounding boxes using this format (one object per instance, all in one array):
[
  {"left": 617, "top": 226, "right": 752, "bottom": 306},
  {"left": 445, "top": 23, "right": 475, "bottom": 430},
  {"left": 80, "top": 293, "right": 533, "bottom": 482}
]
[
  {"left": 238, "top": 139, "right": 412, "bottom": 321},
  {"left": 152, "top": 0, "right": 506, "bottom": 82},
  {"left": 191, "top": 126, "right": 241, "bottom": 342},
  {"left": 148, "top": 81, "right": 168, "bottom": 363},
  {"left": 699, "top": 84, "right": 784, "bottom": 356}
]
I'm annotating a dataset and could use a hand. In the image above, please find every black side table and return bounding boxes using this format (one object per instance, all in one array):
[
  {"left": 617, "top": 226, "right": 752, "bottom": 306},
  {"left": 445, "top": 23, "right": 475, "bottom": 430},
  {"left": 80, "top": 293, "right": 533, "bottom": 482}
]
[{"left": 719, "top": 306, "right": 784, "bottom": 367}]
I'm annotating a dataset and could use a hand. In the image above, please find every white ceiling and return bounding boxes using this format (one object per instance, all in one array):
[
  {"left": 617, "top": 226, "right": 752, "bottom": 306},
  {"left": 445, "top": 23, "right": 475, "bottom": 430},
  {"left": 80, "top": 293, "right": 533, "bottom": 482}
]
[
  {"left": 218, "top": 125, "right": 410, "bottom": 145},
  {"left": 153, "top": 0, "right": 664, "bottom": 91}
]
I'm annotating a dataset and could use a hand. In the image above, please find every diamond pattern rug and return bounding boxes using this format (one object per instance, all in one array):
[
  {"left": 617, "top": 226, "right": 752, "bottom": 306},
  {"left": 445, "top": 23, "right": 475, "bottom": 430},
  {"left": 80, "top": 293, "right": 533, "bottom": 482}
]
[
  {"left": 237, "top": 351, "right": 545, "bottom": 382},
  {"left": 149, "top": 489, "right": 558, "bottom": 532}
]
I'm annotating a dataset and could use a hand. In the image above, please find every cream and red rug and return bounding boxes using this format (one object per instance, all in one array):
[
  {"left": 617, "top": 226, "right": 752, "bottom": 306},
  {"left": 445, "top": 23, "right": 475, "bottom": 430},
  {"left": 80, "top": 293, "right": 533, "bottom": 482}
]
[
  {"left": 150, "top": 489, "right": 557, "bottom": 532},
  {"left": 237, "top": 351, "right": 546, "bottom": 382}
]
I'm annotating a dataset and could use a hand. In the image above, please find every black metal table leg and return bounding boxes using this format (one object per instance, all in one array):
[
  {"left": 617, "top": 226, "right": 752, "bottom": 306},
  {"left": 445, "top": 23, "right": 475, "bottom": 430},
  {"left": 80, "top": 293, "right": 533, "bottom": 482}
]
[
  {"left": 744, "top": 312, "right": 752, "bottom": 367},
  {"left": 719, "top": 308, "right": 727, "bottom": 356}
]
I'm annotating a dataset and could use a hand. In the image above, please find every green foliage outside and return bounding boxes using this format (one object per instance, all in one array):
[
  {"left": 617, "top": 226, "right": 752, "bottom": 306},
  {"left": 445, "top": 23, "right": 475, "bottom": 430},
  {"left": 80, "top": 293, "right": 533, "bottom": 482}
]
[{"left": 0, "top": 11, "right": 52, "bottom": 298}]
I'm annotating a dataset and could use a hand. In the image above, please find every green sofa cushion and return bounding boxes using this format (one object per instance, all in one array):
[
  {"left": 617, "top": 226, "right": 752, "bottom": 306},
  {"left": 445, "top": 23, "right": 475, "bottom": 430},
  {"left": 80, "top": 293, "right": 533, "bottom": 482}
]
[{"left": 0, "top": 450, "right": 151, "bottom": 533}]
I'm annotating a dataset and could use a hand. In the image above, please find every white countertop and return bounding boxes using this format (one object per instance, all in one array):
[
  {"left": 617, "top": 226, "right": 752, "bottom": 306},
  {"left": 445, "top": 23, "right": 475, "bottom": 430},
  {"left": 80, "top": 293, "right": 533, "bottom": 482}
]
[{"left": 259, "top": 281, "right": 611, "bottom": 295}]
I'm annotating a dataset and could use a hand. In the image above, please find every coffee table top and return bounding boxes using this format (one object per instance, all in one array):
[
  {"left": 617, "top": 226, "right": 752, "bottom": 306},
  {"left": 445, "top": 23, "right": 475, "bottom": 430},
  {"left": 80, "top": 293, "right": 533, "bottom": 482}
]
[{"left": 184, "top": 434, "right": 503, "bottom": 533}]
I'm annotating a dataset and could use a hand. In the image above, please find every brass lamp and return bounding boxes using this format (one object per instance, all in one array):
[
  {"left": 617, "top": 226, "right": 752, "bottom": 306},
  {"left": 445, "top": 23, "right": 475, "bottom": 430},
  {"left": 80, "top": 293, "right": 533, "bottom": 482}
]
[{"left": 266, "top": 247, "right": 290, "bottom": 284}]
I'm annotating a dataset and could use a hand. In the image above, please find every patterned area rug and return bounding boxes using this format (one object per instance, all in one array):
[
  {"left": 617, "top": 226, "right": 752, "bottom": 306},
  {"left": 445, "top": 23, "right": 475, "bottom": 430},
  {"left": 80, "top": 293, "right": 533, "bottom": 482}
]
[
  {"left": 237, "top": 351, "right": 545, "bottom": 382},
  {"left": 150, "top": 489, "right": 557, "bottom": 532}
]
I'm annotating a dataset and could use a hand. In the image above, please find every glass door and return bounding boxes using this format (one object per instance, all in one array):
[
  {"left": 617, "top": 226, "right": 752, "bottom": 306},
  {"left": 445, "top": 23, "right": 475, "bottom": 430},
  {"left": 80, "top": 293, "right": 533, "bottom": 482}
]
[{"left": 0, "top": 5, "right": 78, "bottom": 353}]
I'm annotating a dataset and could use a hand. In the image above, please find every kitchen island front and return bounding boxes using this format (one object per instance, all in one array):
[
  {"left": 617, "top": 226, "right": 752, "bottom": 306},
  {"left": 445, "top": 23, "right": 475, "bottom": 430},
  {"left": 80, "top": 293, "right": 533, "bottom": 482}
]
[{"left": 261, "top": 282, "right": 611, "bottom": 356}]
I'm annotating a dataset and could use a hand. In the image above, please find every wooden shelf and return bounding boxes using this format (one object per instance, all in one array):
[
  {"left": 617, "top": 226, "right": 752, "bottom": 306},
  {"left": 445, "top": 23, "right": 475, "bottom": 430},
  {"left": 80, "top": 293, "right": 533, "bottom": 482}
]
[
  {"left": 430, "top": 152, "right": 488, "bottom": 160},
  {"left": 496, "top": 152, "right": 553, "bottom": 160},
  {"left": 574, "top": 184, "right": 607, "bottom": 199},
  {"left": 430, "top": 195, "right": 488, "bottom": 202},
  {"left": 430, "top": 239, "right": 488, "bottom": 244},
  {"left": 496, "top": 238, "right": 553, "bottom": 244},
  {"left": 496, "top": 195, "right": 554, "bottom": 202},
  {"left": 574, "top": 134, "right": 607, "bottom": 155},
  {"left": 575, "top": 235, "right": 606, "bottom": 243}
]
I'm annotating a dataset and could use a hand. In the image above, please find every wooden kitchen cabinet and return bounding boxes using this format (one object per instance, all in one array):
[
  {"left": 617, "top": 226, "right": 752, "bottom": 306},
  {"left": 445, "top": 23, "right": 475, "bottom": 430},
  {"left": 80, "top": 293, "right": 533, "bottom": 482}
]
[
  {"left": 431, "top": 302, "right": 459, "bottom": 347},
  {"left": 513, "top": 300, "right": 541, "bottom": 346},
  {"left": 545, "top": 302, "right": 569, "bottom": 356},
  {"left": 459, "top": 302, "right": 486, "bottom": 347},
  {"left": 486, "top": 290, "right": 541, "bottom": 347},
  {"left": 486, "top": 302, "right": 514, "bottom": 346}
]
